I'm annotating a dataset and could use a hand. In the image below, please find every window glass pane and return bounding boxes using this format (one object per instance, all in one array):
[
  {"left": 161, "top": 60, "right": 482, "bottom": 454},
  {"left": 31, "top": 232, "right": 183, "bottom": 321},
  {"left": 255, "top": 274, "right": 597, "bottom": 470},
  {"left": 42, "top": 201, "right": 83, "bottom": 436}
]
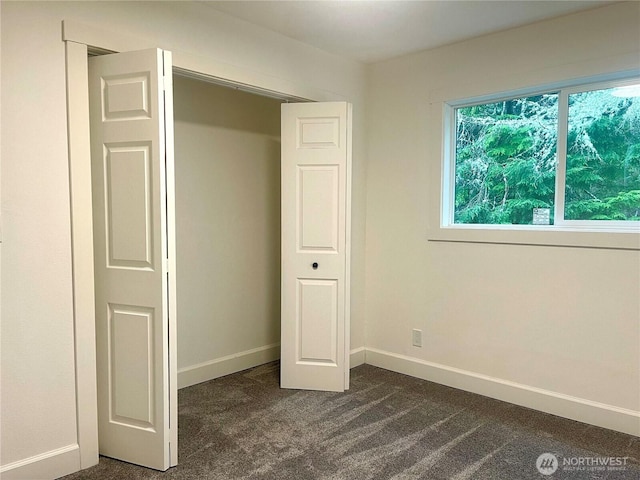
[
  {"left": 565, "top": 85, "right": 640, "bottom": 221},
  {"left": 454, "top": 94, "right": 558, "bottom": 224}
]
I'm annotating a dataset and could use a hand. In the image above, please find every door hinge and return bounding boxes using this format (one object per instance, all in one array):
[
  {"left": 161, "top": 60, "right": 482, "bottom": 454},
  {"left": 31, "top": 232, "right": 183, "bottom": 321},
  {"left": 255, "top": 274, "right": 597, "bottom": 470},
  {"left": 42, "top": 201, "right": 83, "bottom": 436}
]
[{"left": 163, "top": 258, "right": 169, "bottom": 273}]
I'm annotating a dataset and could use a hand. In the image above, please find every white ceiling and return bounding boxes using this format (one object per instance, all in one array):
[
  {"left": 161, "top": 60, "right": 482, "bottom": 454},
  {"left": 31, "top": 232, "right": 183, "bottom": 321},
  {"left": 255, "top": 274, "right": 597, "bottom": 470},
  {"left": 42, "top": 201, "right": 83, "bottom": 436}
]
[{"left": 202, "top": 0, "right": 615, "bottom": 64}]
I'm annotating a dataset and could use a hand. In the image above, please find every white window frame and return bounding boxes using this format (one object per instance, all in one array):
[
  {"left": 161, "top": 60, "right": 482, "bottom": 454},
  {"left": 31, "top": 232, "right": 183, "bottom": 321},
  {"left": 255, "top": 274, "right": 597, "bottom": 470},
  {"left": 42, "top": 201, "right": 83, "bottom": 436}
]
[{"left": 442, "top": 74, "right": 640, "bottom": 235}]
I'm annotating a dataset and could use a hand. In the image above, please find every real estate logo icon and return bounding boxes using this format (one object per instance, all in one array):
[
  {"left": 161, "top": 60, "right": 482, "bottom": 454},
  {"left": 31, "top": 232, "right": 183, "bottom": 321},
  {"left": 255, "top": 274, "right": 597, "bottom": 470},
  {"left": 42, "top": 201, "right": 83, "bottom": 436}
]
[{"left": 536, "top": 453, "right": 559, "bottom": 475}]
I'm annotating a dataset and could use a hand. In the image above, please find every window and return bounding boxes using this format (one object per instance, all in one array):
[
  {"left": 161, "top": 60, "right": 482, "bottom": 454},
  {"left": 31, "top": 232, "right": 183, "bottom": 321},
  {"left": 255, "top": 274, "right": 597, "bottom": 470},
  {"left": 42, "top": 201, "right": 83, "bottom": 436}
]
[{"left": 446, "top": 78, "right": 640, "bottom": 229}]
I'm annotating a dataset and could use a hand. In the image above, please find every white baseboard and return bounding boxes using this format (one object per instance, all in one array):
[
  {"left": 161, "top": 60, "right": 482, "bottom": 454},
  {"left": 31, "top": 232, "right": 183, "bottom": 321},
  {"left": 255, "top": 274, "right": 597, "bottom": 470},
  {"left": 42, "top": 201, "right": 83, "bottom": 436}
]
[
  {"left": 179, "top": 344, "right": 368, "bottom": 389},
  {"left": 350, "top": 346, "right": 366, "bottom": 368},
  {"left": 365, "top": 347, "right": 640, "bottom": 437},
  {"left": 178, "top": 343, "right": 281, "bottom": 389},
  {"left": 0, "top": 444, "right": 80, "bottom": 480}
]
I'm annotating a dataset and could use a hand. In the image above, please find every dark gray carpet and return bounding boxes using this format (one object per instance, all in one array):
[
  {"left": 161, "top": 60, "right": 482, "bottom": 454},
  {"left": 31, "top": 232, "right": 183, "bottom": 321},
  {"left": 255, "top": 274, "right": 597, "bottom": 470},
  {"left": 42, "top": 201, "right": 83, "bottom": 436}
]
[{"left": 61, "top": 362, "right": 639, "bottom": 479}]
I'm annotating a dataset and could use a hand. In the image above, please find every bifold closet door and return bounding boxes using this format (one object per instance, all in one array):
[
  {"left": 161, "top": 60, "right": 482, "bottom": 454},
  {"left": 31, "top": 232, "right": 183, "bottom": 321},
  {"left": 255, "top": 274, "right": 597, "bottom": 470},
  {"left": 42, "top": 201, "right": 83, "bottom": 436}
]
[
  {"left": 89, "top": 47, "right": 177, "bottom": 471},
  {"left": 280, "top": 101, "right": 352, "bottom": 392}
]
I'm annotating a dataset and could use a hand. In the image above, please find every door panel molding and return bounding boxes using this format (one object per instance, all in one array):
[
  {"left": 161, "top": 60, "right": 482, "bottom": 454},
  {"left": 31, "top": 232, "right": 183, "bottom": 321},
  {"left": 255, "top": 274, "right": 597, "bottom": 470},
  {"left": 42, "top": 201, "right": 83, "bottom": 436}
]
[
  {"left": 297, "top": 278, "right": 339, "bottom": 364},
  {"left": 297, "top": 165, "right": 340, "bottom": 252}
]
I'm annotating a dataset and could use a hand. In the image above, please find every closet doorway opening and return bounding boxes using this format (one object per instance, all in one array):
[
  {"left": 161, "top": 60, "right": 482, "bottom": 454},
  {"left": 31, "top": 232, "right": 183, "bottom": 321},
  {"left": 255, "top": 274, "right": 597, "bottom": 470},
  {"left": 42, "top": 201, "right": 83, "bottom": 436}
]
[{"left": 172, "top": 74, "right": 284, "bottom": 389}]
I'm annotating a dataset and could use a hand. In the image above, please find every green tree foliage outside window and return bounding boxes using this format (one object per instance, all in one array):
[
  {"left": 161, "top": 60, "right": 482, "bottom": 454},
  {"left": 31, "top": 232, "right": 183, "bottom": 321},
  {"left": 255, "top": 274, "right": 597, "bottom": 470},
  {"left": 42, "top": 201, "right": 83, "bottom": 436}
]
[
  {"left": 455, "top": 94, "right": 558, "bottom": 224},
  {"left": 565, "top": 87, "right": 640, "bottom": 221},
  {"left": 453, "top": 83, "right": 640, "bottom": 225}
]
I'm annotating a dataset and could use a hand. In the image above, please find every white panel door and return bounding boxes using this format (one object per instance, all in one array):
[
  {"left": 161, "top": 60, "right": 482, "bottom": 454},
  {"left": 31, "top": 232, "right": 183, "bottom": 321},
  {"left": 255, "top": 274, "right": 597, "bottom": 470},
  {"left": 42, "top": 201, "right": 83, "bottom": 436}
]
[
  {"left": 281, "top": 102, "right": 352, "bottom": 392},
  {"left": 89, "top": 48, "right": 177, "bottom": 471}
]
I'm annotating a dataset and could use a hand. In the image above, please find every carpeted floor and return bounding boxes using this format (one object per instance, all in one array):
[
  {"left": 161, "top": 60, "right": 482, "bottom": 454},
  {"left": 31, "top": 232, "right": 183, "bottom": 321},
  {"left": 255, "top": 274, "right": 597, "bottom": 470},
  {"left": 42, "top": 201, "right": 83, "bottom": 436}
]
[{"left": 61, "top": 362, "right": 639, "bottom": 479}]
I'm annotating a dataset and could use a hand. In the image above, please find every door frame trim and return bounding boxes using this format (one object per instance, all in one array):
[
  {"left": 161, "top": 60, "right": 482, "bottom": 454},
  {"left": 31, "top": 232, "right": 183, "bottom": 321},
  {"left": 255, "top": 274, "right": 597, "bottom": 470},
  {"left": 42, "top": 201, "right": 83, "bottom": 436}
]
[
  {"left": 65, "top": 39, "right": 99, "bottom": 470},
  {"left": 64, "top": 19, "right": 351, "bottom": 472}
]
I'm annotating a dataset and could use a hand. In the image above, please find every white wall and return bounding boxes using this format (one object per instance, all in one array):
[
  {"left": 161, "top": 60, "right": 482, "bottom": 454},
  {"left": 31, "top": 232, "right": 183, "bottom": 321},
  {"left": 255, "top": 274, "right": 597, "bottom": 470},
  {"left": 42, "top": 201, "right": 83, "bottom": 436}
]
[
  {"left": 173, "top": 76, "right": 282, "bottom": 387},
  {"left": 0, "top": 1, "right": 366, "bottom": 477},
  {"left": 365, "top": 2, "right": 640, "bottom": 434},
  {"left": 1, "top": 2, "right": 79, "bottom": 472}
]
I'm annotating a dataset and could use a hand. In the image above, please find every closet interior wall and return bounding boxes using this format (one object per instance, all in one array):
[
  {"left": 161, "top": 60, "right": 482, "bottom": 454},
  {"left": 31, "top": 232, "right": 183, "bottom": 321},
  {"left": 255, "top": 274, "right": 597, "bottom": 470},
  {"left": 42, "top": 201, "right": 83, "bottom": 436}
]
[{"left": 173, "top": 75, "right": 283, "bottom": 388}]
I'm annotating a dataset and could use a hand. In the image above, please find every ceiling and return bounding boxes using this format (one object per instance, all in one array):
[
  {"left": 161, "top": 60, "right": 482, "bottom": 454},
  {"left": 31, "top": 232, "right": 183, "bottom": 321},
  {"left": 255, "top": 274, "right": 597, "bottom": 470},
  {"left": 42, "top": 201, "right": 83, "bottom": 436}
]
[{"left": 202, "top": 0, "right": 615, "bottom": 64}]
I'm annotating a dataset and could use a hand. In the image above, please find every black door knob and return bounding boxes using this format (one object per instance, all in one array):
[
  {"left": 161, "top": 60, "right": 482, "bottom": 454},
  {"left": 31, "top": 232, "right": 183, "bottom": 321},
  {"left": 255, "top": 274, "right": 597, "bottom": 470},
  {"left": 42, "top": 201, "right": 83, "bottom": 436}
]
[{"left": 312, "top": 262, "right": 319, "bottom": 270}]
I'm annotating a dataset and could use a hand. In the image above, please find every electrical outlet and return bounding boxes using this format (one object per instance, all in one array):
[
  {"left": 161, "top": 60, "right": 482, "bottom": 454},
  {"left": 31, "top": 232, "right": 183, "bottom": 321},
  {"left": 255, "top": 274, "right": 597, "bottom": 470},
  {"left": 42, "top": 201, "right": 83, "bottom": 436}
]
[{"left": 412, "top": 329, "right": 422, "bottom": 348}]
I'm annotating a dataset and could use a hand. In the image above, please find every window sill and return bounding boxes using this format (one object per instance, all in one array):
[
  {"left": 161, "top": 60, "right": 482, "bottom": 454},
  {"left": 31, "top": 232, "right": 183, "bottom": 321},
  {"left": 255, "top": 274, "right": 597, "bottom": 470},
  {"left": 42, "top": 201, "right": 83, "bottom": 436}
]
[{"left": 428, "top": 224, "right": 640, "bottom": 250}]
